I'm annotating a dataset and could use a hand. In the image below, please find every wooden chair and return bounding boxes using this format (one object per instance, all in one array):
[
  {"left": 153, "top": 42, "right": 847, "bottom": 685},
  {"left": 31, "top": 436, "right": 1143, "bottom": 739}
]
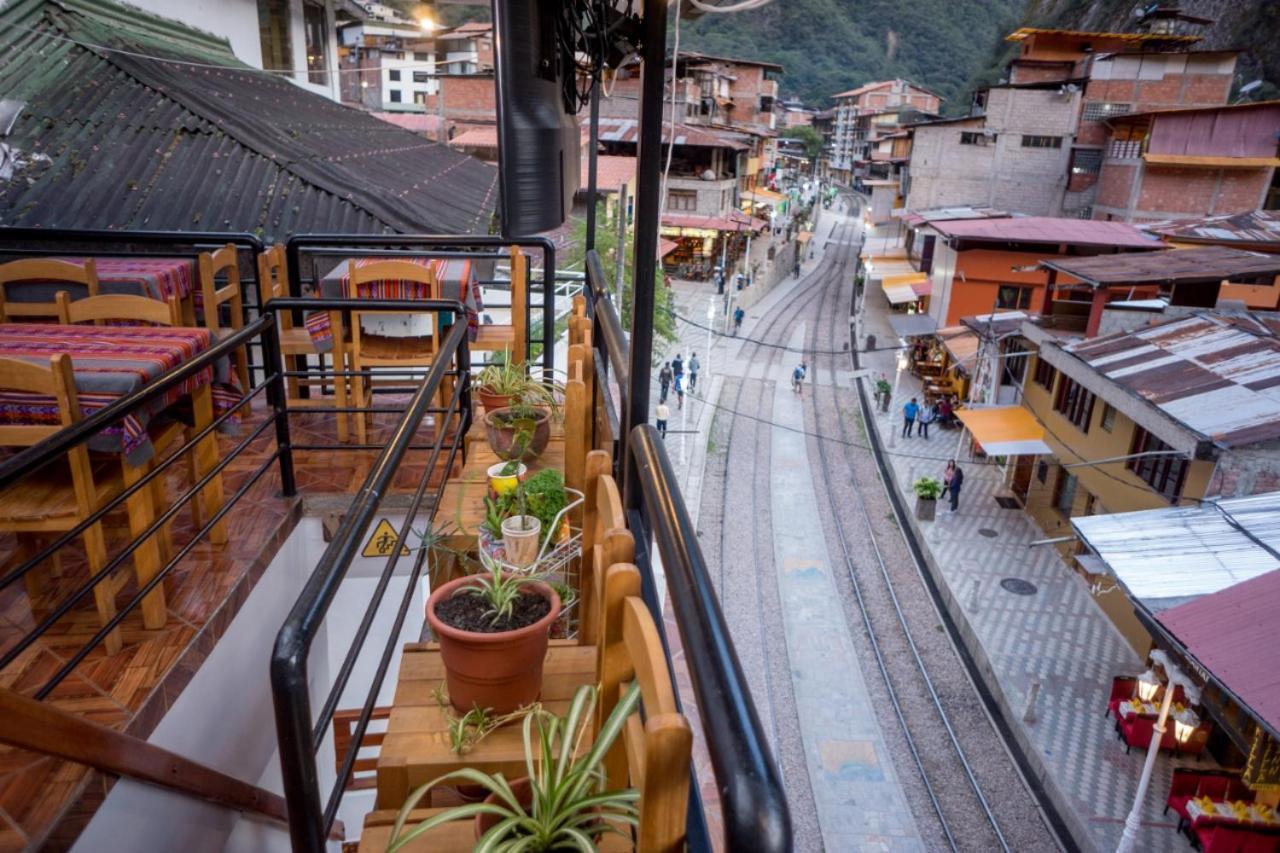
[
  {"left": 56, "top": 291, "right": 181, "bottom": 327},
  {"left": 347, "top": 259, "right": 442, "bottom": 445},
  {"left": 0, "top": 355, "right": 125, "bottom": 654},
  {"left": 0, "top": 258, "right": 99, "bottom": 321},
  {"left": 473, "top": 245, "right": 528, "bottom": 363},
  {"left": 198, "top": 244, "right": 251, "bottom": 394},
  {"left": 358, "top": 563, "right": 691, "bottom": 852},
  {"left": 258, "top": 245, "right": 349, "bottom": 442}
]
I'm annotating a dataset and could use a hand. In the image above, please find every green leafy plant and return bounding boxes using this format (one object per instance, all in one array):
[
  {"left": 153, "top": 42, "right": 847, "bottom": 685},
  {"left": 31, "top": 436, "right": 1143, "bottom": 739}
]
[
  {"left": 913, "top": 476, "right": 945, "bottom": 500},
  {"left": 465, "top": 552, "right": 543, "bottom": 626},
  {"left": 446, "top": 702, "right": 540, "bottom": 756},
  {"left": 475, "top": 351, "right": 563, "bottom": 415},
  {"left": 388, "top": 682, "right": 642, "bottom": 852},
  {"left": 485, "top": 469, "right": 568, "bottom": 546},
  {"left": 498, "top": 459, "right": 520, "bottom": 477},
  {"left": 482, "top": 495, "right": 506, "bottom": 540}
]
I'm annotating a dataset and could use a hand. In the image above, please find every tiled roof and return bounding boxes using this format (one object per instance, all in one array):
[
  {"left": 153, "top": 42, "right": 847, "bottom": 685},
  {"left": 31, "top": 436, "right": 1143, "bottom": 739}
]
[
  {"left": 0, "top": 0, "right": 498, "bottom": 242},
  {"left": 930, "top": 216, "right": 1163, "bottom": 249},
  {"left": 661, "top": 211, "right": 768, "bottom": 232},
  {"left": 1064, "top": 312, "right": 1280, "bottom": 449},
  {"left": 579, "top": 154, "right": 636, "bottom": 192}
]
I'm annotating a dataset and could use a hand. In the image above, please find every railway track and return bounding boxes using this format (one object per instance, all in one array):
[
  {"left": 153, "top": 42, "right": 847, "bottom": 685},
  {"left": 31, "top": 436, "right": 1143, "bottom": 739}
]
[{"left": 698, "top": 206, "right": 1066, "bottom": 851}]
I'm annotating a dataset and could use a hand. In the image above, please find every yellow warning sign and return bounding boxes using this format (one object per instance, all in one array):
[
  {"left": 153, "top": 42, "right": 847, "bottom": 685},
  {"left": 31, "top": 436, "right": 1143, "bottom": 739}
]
[{"left": 362, "top": 519, "right": 410, "bottom": 558}]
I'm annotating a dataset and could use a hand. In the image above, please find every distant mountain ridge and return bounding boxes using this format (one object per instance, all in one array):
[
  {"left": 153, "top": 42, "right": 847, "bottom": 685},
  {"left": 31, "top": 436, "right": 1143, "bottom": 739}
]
[{"left": 677, "top": 0, "right": 1029, "bottom": 111}]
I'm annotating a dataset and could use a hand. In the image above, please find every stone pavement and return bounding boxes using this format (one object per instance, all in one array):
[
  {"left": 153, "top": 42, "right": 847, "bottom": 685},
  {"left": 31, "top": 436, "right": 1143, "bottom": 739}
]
[{"left": 857, "top": 279, "right": 1214, "bottom": 853}]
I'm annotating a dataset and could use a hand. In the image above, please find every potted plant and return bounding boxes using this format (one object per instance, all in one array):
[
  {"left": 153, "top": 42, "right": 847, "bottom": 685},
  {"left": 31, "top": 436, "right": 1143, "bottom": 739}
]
[
  {"left": 387, "top": 682, "right": 642, "bottom": 852},
  {"left": 519, "top": 469, "right": 569, "bottom": 547},
  {"left": 913, "top": 476, "right": 944, "bottom": 521},
  {"left": 474, "top": 350, "right": 562, "bottom": 414},
  {"left": 485, "top": 404, "right": 551, "bottom": 462},
  {"left": 426, "top": 555, "right": 561, "bottom": 714},
  {"left": 501, "top": 486, "right": 541, "bottom": 568},
  {"left": 486, "top": 459, "right": 526, "bottom": 497},
  {"left": 875, "top": 377, "right": 892, "bottom": 413}
]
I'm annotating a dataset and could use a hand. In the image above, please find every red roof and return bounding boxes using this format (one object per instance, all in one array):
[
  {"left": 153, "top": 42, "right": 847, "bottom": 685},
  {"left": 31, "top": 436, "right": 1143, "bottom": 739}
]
[
  {"left": 449, "top": 126, "right": 498, "bottom": 148},
  {"left": 930, "top": 216, "right": 1163, "bottom": 249},
  {"left": 579, "top": 154, "right": 636, "bottom": 192},
  {"left": 372, "top": 112, "right": 445, "bottom": 138},
  {"left": 661, "top": 211, "right": 768, "bottom": 232},
  {"left": 1156, "top": 568, "right": 1280, "bottom": 734},
  {"left": 598, "top": 118, "right": 750, "bottom": 152}
]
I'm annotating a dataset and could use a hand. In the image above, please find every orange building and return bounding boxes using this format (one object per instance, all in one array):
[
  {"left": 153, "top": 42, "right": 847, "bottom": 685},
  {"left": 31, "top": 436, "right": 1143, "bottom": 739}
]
[{"left": 923, "top": 216, "right": 1163, "bottom": 326}]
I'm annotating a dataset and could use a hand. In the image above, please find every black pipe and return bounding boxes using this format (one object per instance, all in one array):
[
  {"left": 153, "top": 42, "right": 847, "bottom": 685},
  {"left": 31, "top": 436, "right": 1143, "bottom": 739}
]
[
  {"left": 259, "top": 318, "right": 296, "bottom": 497},
  {"left": 586, "top": 78, "right": 601, "bottom": 251},
  {"left": 630, "top": 425, "right": 793, "bottom": 853},
  {"left": 622, "top": 0, "right": 667, "bottom": 511},
  {"left": 271, "top": 320, "right": 468, "bottom": 853}
]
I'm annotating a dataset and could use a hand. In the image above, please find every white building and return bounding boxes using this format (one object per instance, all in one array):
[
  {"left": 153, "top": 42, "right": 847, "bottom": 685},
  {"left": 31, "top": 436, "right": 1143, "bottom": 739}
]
[
  {"left": 338, "top": 2, "right": 439, "bottom": 111},
  {"left": 121, "top": 0, "right": 351, "bottom": 101}
]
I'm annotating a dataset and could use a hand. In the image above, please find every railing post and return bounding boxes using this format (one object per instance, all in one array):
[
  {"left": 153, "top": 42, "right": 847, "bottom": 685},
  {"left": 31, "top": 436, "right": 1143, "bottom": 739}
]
[
  {"left": 585, "top": 78, "right": 601, "bottom": 252},
  {"left": 622, "top": 0, "right": 669, "bottom": 512},
  {"left": 542, "top": 243, "right": 556, "bottom": 380},
  {"left": 259, "top": 313, "right": 297, "bottom": 497}
]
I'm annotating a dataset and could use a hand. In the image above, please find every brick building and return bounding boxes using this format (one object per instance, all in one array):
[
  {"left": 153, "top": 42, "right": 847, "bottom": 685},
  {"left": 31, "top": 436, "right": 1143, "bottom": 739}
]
[{"left": 829, "top": 79, "right": 941, "bottom": 185}]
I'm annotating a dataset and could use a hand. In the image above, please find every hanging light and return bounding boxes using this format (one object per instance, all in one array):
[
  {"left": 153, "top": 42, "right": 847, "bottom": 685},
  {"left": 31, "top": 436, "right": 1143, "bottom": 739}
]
[
  {"left": 1136, "top": 668, "right": 1161, "bottom": 702},
  {"left": 1174, "top": 716, "right": 1197, "bottom": 744}
]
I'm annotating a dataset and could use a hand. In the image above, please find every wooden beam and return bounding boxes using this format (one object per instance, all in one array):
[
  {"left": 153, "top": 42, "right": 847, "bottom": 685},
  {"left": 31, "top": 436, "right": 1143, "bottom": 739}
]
[{"left": 0, "top": 688, "right": 344, "bottom": 840}]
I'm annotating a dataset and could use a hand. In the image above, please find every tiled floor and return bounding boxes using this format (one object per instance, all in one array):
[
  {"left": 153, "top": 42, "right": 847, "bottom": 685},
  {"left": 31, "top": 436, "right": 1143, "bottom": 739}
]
[{"left": 0, "top": 399, "right": 458, "bottom": 851}]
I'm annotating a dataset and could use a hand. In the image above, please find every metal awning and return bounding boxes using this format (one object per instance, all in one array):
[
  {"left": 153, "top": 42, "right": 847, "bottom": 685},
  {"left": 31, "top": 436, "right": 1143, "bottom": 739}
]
[
  {"left": 955, "top": 406, "right": 1052, "bottom": 456},
  {"left": 882, "top": 278, "right": 918, "bottom": 304},
  {"left": 888, "top": 313, "right": 938, "bottom": 337}
]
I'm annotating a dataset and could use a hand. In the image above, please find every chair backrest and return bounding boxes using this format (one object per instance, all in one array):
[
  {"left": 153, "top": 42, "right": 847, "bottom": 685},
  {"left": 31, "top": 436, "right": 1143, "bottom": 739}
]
[
  {"left": 1200, "top": 775, "right": 1232, "bottom": 799},
  {"left": 257, "top": 244, "right": 292, "bottom": 330},
  {"left": 347, "top": 259, "right": 438, "bottom": 294},
  {"left": 56, "top": 291, "right": 180, "bottom": 327},
  {"left": 0, "top": 258, "right": 100, "bottom": 321},
  {"left": 598, "top": 563, "right": 692, "bottom": 853},
  {"left": 1170, "top": 768, "right": 1200, "bottom": 798},
  {"left": 1109, "top": 675, "right": 1136, "bottom": 704},
  {"left": 0, "top": 355, "right": 100, "bottom": 517},
  {"left": 198, "top": 243, "right": 242, "bottom": 329},
  {"left": 1227, "top": 778, "right": 1254, "bottom": 802}
]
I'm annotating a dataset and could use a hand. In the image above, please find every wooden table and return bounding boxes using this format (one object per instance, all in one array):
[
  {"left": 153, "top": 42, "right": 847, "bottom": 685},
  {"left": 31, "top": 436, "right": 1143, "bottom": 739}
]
[
  {"left": 9, "top": 257, "right": 200, "bottom": 324},
  {"left": 1187, "top": 799, "right": 1278, "bottom": 827}
]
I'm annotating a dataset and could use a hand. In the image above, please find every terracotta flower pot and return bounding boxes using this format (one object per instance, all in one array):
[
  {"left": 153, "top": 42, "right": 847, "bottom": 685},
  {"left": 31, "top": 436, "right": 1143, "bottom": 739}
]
[
  {"left": 484, "top": 407, "right": 551, "bottom": 462},
  {"left": 477, "top": 388, "right": 513, "bottom": 413},
  {"left": 427, "top": 576, "right": 560, "bottom": 715},
  {"left": 475, "top": 777, "right": 533, "bottom": 839}
]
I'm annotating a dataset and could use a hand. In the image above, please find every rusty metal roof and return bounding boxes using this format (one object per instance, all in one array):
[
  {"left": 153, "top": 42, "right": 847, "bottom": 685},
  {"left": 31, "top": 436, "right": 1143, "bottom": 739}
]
[
  {"left": 1065, "top": 313, "right": 1280, "bottom": 448},
  {"left": 1144, "top": 210, "right": 1280, "bottom": 249},
  {"left": 1040, "top": 246, "right": 1280, "bottom": 286},
  {"left": 597, "top": 118, "right": 750, "bottom": 151},
  {"left": 931, "top": 216, "right": 1163, "bottom": 249},
  {"left": 0, "top": 0, "right": 498, "bottom": 242}
]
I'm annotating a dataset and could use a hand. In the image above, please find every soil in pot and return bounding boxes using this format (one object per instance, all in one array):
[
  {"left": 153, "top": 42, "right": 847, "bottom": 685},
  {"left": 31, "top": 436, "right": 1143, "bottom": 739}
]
[
  {"left": 485, "top": 407, "right": 551, "bottom": 462},
  {"left": 434, "top": 590, "right": 550, "bottom": 633},
  {"left": 427, "top": 576, "right": 561, "bottom": 714}
]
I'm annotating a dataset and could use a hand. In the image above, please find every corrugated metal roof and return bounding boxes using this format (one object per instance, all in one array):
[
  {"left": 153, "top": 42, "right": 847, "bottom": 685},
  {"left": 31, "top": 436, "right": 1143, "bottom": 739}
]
[
  {"left": 0, "top": 0, "right": 497, "bottom": 242},
  {"left": 1156, "top": 568, "right": 1280, "bottom": 735},
  {"left": 660, "top": 211, "right": 767, "bottom": 232},
  {"left": 902, "top": 206, "right": 1008, "bottom": 227},
  {"left": 931, "top": 216, "right": 1163, "bottom": 249},
  {"left": 1041, "top": 245, "right": 1280, "bottom": 286},
  {"left": 597, "top": 118, "right": 750, "bottom": 151},
  {"left": 1072, "top": 492, "right": 1280, "bottom": 612},
  {"left": 1065, "top": 313, "right": 1280, "bottom": 448},
  {"left": 1144, "top": 210, "right": 1280, "bottom": 249}
]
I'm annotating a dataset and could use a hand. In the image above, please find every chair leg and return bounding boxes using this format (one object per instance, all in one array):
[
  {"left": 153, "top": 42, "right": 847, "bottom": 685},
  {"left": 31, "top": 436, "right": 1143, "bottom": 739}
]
[
  {"left": 148, "top": 459, "right": 175, "bottom": 564},
  {"left": 121, "top": 461, "right": 168, "bottom": 630},
  {"left": 332, "top": 351, "right": 350, "bottom": 444},
  {"left": 81, "top": 522, "right": 123, "bottom": 655},
  {"left": 353, "top": 368, "right": 368, "bottom": 446}
]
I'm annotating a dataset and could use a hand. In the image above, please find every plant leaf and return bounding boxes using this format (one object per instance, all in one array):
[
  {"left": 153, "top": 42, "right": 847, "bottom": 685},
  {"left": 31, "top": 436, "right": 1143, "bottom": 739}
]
[{"left": 387, "top": 802, "right": 510, "bottom": 852}]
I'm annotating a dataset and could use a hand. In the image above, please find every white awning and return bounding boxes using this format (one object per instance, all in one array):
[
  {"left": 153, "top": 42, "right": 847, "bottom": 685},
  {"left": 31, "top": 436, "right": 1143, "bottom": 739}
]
[{"left": 889, "top": 313, "right": 938, "bottom": 337}]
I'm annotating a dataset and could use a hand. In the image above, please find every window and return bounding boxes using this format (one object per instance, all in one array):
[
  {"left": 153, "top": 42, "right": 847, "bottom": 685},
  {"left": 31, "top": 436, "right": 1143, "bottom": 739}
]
[
  {"left": 1033, "top": 357, "right": 1057, "bottom": 391},
  {"left": 414, "top": 91, "right": 427, "bottom": 105},
  {"left": 302, "top": 0, "right": 329, "bottom": 85},
  {"left": 1054, "top": 376, "right": 1095, "bottom": 433},
  {"left": 1021, "top": 135, "right": 1063, "bottom": 149},
  {"left": 257, "top": 0, "right": 292, "bottom": 72},
  {"left": 1003, "top": 339, "right": 1028, "bottom": 384},
  {"left": 996, "top": 285, "right": 1033, "bottom": 310},
  {"left": 959, "top": 131, "right": 994, "bottom": 145},
  {"left": 1128, "top": 427, "right": 1188, "bottom": 502},
  {"left": 1082, "top": 101, "right": 1132, "bottom": 122},
  {"left": 413, "top": 71, "right": 430, "bottom": 83},
  {"left": 1070, "top": 148, "right": 1103, "bottom": 176},
  {"left": 667, "top": 190, "right": 697, "bottom": 211},
  {"left": 388, "top": 89, "right": 402, "bottom": 103},
  {"left": 414, "top": 51, "right": 431, "bottom": 61},
  {"left": 389, "top": 69, "right": 401, "bottom": 82},
  {"left": 1100, "top": 403, "right": 1116, "bottom": 432},
  {"left": 1054, "top": 470, "right": 1078, "bottom": 515},
  {"left": 1036, "top": 460, "right": 1049, "bottom": 484}
]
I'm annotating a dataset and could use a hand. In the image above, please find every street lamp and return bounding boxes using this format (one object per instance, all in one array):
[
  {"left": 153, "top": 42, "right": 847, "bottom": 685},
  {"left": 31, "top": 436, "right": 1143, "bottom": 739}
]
[{"left": 1135, "top": 668, "right": 1160, "bottom": 702}]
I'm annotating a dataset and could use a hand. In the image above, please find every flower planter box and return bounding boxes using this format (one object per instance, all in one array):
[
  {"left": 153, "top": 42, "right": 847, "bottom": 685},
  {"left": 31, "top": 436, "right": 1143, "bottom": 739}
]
[{"left": 915, "top": 495, "right": 937, "bottom": 521}]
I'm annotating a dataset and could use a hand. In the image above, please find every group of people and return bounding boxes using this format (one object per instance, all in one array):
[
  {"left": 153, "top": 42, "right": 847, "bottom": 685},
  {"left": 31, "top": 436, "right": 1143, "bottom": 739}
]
[
  {"left": 901, "top": 395, "right": 959, "bottom": 439},
  {"left": 655, "top": 351, "right": 700, "bottom": 438}
]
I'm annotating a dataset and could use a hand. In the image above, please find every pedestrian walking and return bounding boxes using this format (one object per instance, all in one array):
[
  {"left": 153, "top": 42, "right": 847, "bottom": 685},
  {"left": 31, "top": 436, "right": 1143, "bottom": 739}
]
[
  {"left": 658, "top": 362, "right": 672, "bottom": 404},
  {"left": 655, "top": 402, "right": 670, "bottom": 439},
  {"left": 792, "top": 361, "right": 807, "bottom": 397},
  {"left": 918, "top": 400, "right": 936, "bottom": 440},
  {"left": 902, "top": 397, "right": 919, "bottom": 438},
  {"left": 671, "top": 354, "right": 684, "bottom": 387},
  {"left": 688, "top": 352, "right": 700, "bottom": 393},
  {"left": 733, "top": 306, "right": 745, "bottom": 336},
  {"left": 945, "top": 460, "right": 964, "bottom": 512},
  {"left": 939, "top": 395, "right": 954, "bottom": 428}
]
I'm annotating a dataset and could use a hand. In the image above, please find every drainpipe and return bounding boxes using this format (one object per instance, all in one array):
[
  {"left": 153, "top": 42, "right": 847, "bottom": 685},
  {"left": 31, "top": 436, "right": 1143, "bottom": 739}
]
[{"left": 585, "top": 79, "right": 601, "bottom": 251}]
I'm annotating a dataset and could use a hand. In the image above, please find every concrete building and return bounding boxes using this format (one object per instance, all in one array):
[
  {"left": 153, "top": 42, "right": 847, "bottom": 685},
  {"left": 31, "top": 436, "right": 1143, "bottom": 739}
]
[
  {"left": 829, "top": 80, "right": 941, "bottom": 186},
  {"left": 1092, "top": 101, "right": 1280, "bottom": 223},
  {"left": 433, "top": 21, "right": 493, "bottom": 75},
  {"left": 906, "top": 84, "right": 1081, "bottom": 216},
  {"left": 337, "top": 3, "right": 436, "bottom": 111},
  {"left": 122, "top": 0, "right": 353, "bottom": 101}
]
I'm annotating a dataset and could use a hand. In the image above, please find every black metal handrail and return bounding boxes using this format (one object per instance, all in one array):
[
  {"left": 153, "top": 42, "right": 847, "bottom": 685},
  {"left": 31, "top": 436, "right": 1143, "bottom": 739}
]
[
  {"left": 283, "top": 234, "right": 557, "bottom": 377},
  {"left": 627, "top": 426, "right": 793, "bottom": 853},
  {"left": 271, "top": 318, "right": 471, "bottom": 852}
]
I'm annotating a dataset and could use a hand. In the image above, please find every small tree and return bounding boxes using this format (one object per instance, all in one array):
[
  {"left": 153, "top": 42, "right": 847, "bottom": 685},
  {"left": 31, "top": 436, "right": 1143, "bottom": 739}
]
[{"left": 783, "top": 126, "right": 824, "bottom": 161}]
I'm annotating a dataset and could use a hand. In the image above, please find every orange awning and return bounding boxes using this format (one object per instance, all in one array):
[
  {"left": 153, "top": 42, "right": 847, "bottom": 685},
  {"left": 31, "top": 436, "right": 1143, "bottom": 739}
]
[
  {"left": 1144, "top": 154, "right": 1280, "bottom": 168},
  {"left": 956, "top": 406, "right": 1051, "bottom": 456}
]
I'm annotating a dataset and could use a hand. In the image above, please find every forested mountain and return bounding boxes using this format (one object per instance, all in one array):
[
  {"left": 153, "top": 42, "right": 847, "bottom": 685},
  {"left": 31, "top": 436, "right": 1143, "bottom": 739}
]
[{"left": 678, "top": 0, "right": 1028, "bottom": 111}]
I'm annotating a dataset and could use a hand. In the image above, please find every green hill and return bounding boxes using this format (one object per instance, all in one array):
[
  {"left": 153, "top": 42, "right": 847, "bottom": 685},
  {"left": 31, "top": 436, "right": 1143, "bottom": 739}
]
[{"left": 678, "top": 0, "right": 1029, "bottom": 111}]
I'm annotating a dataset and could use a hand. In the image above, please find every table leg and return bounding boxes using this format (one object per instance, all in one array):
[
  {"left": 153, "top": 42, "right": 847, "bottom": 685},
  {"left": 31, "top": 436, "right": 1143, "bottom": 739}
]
[
  {"left": 192, "top": 384, "right": 229, "bottom": 546},
  {"left": 180, "top": 293, "right": 196, "bottom": 327},
  {"left": 122, "top": 460, "right": 168, "bottom": 630}
]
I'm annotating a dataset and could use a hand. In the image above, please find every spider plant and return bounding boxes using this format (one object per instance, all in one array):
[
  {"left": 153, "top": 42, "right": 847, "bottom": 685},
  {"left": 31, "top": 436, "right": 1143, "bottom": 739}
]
[
  {"left": 466, "top": 555, "right": 542, "bottom": 626},
  {"left": 476, "top": 350, "right": 563, "bottom": 415},
  {"left": 387, "top": 682, "right": 642, "bottom": 852},
  {"left": 445, "top": 700, "right": 540, "bottom": 756}
]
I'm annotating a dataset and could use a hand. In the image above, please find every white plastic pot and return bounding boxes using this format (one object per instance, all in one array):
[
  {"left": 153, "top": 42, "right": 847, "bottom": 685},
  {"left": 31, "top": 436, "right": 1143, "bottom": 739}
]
[{"left": 501, "top": 515, "right": 542, "bottom": 568}]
